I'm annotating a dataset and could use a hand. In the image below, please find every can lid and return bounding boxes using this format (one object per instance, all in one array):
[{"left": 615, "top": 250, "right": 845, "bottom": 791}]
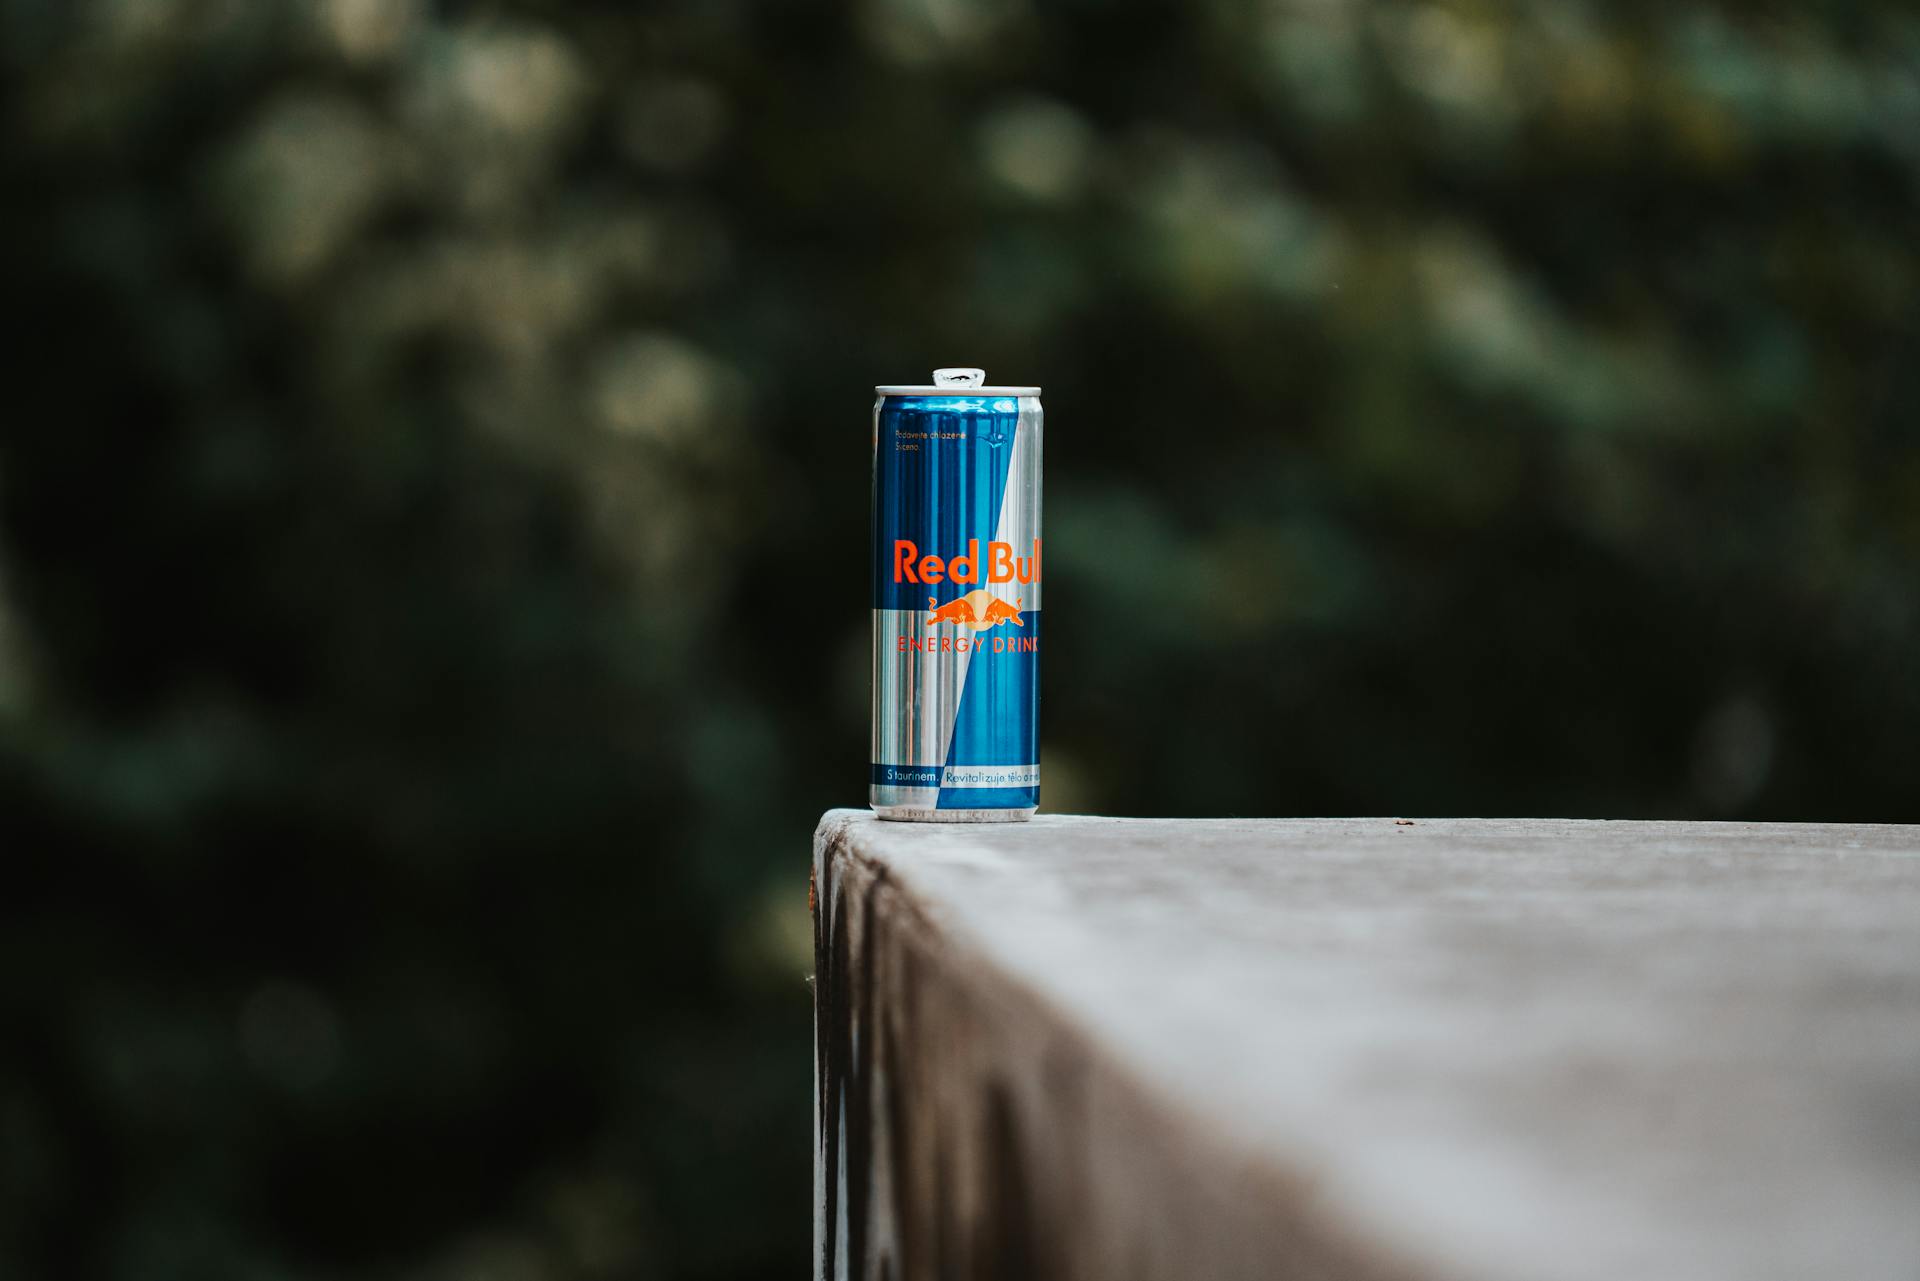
[{"left": 875, "top": 367, "right": 1041, "bottom": 396}]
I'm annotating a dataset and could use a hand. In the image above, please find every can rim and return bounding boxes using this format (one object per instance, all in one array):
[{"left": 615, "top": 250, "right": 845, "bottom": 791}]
[
  {"left": 875, "top": 385, "right": 1042, "bottom": 396},
  {"left": 876, "top": 367, "right": 1039, "bottom": 397}
]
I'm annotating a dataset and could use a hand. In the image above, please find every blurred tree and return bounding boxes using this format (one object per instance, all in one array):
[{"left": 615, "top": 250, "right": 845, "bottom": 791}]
[{"left": 0, "top": 0, "right": 1917, "bottom": 1278}]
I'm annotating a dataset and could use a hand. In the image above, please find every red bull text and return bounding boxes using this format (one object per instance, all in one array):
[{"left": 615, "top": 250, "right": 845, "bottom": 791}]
[{"left": 871, "top": 368, "right": 1041, "bottom": 821}]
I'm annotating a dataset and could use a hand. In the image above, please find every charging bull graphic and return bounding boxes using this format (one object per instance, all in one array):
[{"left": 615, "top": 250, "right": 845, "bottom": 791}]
[
  {"left": 927, "top": 596, "right": 979, "bottom": 627},
  {"left": 981, "top": 597, "right": 1024, "bottom": 628},
  {"left": 927, "top": 591, "right": 1025, "bottom": 631}
]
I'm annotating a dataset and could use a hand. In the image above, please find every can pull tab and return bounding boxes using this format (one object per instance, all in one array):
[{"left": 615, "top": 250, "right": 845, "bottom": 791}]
[{"left": 932, "top": 368, "right": 986, "bottom": 388}]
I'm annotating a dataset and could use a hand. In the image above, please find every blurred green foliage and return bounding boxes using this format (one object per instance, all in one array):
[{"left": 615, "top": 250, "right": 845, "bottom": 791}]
[{"left": 1, "top": 0, "right": 1917, "bottom": 1277}]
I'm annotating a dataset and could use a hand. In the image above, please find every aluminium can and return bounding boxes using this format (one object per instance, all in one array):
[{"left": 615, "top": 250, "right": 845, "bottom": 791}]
[{"left": 871, "top": 367, "right": 1042, "bottom": 821}]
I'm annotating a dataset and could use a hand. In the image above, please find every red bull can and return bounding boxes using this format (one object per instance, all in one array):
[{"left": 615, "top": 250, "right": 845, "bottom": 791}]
[{"left": 871, "top": 368, "right": 1042, "bottom": 821}]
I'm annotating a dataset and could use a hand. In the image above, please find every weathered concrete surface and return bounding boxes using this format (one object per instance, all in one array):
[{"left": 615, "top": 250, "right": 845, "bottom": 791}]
[{"left": 812, "top": 812, "right": 1920, "bottom": 1281}]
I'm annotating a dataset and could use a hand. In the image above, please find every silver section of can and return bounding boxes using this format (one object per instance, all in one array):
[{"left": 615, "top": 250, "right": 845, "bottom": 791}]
[
  {"left": 869, "top": 605, "right": 973, "bottom": 806},
  {"left": 991, "top": 403, "right": 1043, "bottom": 613}
]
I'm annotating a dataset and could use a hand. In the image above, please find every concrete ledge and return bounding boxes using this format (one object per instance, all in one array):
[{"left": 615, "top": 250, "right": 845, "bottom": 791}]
[{"left": 812, "top": 812, "right": 1920, "bottom": 1281}]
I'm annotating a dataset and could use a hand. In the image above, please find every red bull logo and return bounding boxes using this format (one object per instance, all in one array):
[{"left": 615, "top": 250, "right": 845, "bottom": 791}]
[
  {"left": 899, "top": 592, "right": 1037, "bottom": 652},
  {"left": 892, "top": 539, "right": 1041, "bottom": 586},
  {"left": 895, "top": 537, "right": 1041, "bottom": 653},
  {"left": 925, "top": 592, "right": 1024, "bottom": 630}
]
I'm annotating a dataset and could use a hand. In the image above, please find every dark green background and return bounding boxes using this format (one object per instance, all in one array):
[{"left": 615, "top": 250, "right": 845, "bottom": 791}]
[{"left": 2, "top": 1, "right": 1916, "bottom": 1277}]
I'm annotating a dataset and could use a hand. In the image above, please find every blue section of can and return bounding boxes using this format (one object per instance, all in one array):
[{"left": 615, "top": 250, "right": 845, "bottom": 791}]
[
  {"left": 938, "top": 609, "right": 1041, "bottom": 809},
  {"left": 872, "top": 396, "right": 1021, "bottom": 612}
]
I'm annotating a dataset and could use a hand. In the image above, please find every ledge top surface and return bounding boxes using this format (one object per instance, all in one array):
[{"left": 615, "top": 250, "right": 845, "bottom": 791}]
[{"left": 816, "top": 811, "right": 1920, "bottom": 1281}]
